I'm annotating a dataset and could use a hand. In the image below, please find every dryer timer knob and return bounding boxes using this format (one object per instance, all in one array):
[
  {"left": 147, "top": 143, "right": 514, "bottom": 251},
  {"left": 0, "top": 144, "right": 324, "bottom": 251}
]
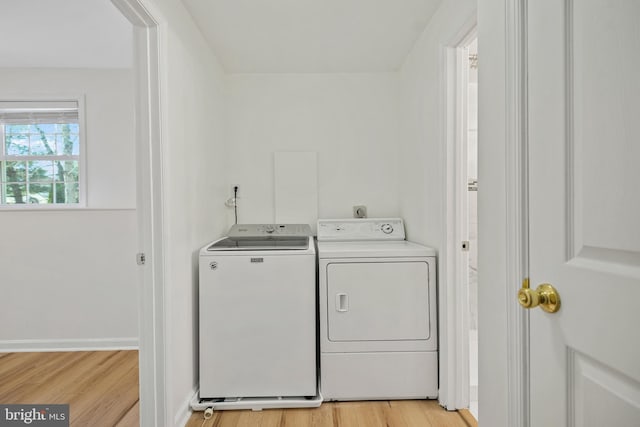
[{"left": 381, "top": 223, "right": 394, "bottom": 234}]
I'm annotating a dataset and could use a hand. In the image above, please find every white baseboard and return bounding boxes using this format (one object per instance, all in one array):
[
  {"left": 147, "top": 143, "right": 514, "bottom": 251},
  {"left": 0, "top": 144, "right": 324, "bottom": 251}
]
[
  {"left": 0, "top": 337, "right": 139, "bottom": 352},
  {"left": 470, "top": 384, "right": 478, "bottom": 401},
  {"left": 176, "top": 388, "right": 198, "bottom": 427}
]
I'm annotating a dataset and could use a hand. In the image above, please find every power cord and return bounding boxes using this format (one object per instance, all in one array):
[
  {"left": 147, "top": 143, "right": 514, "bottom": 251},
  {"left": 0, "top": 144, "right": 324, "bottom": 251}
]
[{"left": 233, "top": 186, "right": 238, "bottom": 224}]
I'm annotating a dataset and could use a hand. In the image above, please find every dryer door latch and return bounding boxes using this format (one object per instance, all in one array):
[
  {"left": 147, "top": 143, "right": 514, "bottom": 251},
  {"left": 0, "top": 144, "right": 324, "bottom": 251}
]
[{"left": 336, "top": 293, "right": 349, "bottom": 312}]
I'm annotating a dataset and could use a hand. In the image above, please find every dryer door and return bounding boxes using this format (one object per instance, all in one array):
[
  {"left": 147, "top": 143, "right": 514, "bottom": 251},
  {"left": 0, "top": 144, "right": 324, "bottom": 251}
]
[{"left": 326, "top": 261, "right": 431, "bottom": 342}]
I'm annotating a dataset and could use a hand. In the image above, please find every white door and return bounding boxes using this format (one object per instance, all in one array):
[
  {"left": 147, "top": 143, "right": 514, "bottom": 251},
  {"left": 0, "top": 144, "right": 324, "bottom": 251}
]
[{"left": 527, "top": 0, "right": 640, "bottom": 425}]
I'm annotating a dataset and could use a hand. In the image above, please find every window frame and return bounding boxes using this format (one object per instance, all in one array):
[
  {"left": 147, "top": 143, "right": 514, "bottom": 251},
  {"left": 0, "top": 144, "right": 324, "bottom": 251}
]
[{"left": 0, "top": 95, "right": 87, "bottom": 210}]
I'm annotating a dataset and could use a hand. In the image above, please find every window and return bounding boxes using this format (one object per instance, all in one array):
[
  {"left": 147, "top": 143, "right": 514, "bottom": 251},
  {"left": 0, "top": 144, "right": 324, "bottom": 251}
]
[{"left": 0, "top": 100, "right": 83, "bottom": 207}]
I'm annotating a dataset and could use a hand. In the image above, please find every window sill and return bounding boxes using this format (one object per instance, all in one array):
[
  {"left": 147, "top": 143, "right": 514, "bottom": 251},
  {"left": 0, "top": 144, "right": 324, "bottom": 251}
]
[{"left": 0, "top": 205, "right": 136, "bottom": 212}]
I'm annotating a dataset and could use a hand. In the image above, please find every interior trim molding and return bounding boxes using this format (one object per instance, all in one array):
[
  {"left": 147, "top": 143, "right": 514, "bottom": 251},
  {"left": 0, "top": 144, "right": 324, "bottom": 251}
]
[
  {"left": 0, "top": 338, "right": 138, "bottom": 352},
  {"left": 175, "top": 388, "right": 198, "bottom": 426},
  {"left": 110, "top": 0, "right": 167, "bottom": 426},
  {"left": 440, "top": 13, "right": 477, "bottom": 410},
  {"left": 567, "top": 347, "right": 577, "bottom": 427},
  {"left": 565, "top": 0, "right": 578, "bottom": 261}
]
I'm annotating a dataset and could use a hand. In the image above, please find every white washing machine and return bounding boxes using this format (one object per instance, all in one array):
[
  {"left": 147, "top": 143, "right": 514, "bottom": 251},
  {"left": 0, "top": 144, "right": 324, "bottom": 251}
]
[
  {"left": 317, "top": 218, "right": 438, "bottom": 401},
  {"left": 198, "top": 224, "right": 318, "bottom": 408}
]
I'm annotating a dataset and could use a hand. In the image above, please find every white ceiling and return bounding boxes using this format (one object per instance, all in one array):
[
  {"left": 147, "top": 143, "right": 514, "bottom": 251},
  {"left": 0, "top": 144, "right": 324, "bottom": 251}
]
[
  {"left": 0, "top": 0, "right": 132, "bottom": 69},
  {"left": 181, "top": 0, "right": 443, "bottom": 73},
  {"left": 1, "top": 1, "right": 443, "bottom": 72}
]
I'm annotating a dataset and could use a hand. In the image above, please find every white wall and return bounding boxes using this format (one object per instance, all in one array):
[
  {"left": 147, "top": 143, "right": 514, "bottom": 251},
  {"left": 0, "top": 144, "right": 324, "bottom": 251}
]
[
  {"left": 397, "top": 0, "right": 476, "bottom": 409},
  {"left": 146, "top": 0, "right": 230, "bottom": 424},
  {"left": 0, "top": 68, "right": 138, "bottom": 349},
  {"left": 398, "top": 0, "right": 476, "bottom": 245},
  {"left": 227, "top": 73, "right": 401, "bottom": 224},
  {"left": 0, "top": 210, "right": 137, "bottom": 347},
  {"left": 0, "top": 0, "right": 133, "bottom": 69}
]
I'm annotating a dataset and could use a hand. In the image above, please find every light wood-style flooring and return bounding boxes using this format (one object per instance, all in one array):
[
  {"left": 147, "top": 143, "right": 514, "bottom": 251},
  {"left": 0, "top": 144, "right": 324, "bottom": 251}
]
[
  {"left": 0, "top": 350, "right": 138, "bottom": 426},
  {"left": 185, "top": 400, "right": 477, "bottom": 427},
  {"left": 0, "top": 351, "right": 477, "bottom": 427}
]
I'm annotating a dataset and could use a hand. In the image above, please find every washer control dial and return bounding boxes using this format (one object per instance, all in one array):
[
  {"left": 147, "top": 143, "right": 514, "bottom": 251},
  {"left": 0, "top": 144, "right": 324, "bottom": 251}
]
[{"left": 381, "top": 223, "right": 394, "bottom": 234}]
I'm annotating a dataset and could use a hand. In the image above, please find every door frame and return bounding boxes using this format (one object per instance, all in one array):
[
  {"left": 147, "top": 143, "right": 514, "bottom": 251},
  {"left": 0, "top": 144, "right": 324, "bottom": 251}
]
[
  {"left": 441, "top": 19, "right": 476, "bottom": 411},
  {"left": 110, "top": 0, "right": 167, "bottom": 425}
]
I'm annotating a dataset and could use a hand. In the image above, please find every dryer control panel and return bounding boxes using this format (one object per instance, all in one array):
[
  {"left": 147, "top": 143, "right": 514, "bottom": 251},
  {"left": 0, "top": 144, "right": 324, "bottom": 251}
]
[{"left": 317, "top": 218, "right": 405, "bottom": 241}]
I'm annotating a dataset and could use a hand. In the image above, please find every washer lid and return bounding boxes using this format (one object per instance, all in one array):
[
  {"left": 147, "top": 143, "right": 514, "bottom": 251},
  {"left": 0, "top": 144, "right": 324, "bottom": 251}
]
[
  {"left": 317, "top": 240, "right": 436, "bottom": 258},
  {"left": 206, "top": 236, "right": 309, "bottom": 251}
]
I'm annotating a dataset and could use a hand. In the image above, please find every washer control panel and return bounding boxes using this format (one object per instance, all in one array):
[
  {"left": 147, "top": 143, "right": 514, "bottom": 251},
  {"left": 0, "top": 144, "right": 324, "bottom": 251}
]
[
  {"left": 228, "top": 223, "right": 312, "bottom": 238},
  {"left": 317, "top": 218, "right": 405, "bottom": 241}
]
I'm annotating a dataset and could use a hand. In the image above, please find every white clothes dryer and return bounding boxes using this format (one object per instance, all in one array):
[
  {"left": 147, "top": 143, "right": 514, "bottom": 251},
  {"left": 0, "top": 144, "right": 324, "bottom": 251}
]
[{"left": 317, "top": 218, "right": 438, "bottom": 401}]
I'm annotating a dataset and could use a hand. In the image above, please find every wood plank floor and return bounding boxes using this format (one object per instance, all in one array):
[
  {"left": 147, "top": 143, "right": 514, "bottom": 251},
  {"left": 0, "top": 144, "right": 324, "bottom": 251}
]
[
  {"left": 0, "top": 351, "right": 477, "bottom": 427},
  {"left": 0, "top": 351, "right": 139, "bottom": 427},
  {"left": 185, "top": 400, "right": 477, "bottom": 427}
]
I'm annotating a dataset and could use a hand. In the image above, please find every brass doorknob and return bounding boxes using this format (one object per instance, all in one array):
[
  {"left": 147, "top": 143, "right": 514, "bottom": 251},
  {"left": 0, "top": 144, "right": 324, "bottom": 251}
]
[{"left": 518, "top": 278, "right": 561, "bottom": 313}]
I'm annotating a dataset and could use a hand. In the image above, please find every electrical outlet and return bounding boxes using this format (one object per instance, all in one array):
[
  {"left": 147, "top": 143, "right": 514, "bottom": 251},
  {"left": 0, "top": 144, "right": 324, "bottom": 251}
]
[{"left": 353, "top": 205, "right": 367, "bottom": 218}]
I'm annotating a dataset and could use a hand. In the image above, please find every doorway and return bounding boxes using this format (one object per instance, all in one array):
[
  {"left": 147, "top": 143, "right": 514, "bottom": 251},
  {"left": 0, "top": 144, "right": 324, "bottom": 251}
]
[
  {"left": 465, "top": 37, "right": 479, "bottom": 420},
  {"left": 443, "top": 27, "right": 478, "bottom": 419},
  {"left": 0, "top": 0, "right": 144, "bottom": 421}
]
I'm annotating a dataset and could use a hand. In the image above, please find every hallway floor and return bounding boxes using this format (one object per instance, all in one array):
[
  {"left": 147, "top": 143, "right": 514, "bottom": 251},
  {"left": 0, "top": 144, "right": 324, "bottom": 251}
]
[{"left": 0, "top": 351, "right": 138, "bottom": 426}]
